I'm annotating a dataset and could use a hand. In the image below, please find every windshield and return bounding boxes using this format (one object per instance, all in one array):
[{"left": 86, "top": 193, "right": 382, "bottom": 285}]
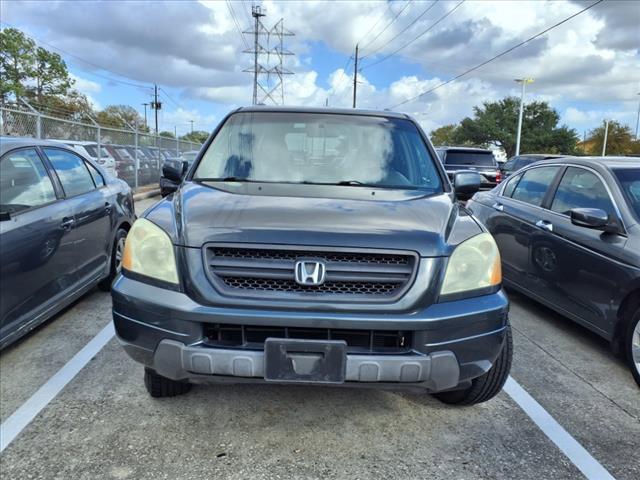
[
  {"left": 445, "top": 151, "right": 496, "bottom": 167},
  {"left": 614, "top": 168, "right": 640, "bottom": 219},
  {"left": 194, "top": 112, "right": 442, "bottom": 191}
]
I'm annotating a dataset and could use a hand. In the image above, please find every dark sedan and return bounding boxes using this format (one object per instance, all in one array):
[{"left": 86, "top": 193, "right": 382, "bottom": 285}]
[
  {"left": 0, "top": 137, "right": 136, "bottom": 349},
  {"left": 467, "top": 157, "right": 640, "bottom": 386}
]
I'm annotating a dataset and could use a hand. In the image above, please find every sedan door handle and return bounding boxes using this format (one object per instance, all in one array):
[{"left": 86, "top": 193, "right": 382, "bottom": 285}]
[
  {"left": 104, "top": 202, "right": 112, "bottom": 214},
  {"left": 535, "top": 220, "right": 553, "bottom": 232},
  {"left": 492, "top": 202, "right": 504, "bottom": 212},
  {"left": 61, "top": 217, "right": 75, "bottom": 230}
]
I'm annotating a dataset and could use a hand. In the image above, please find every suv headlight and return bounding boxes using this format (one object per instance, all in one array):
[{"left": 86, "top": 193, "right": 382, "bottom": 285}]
[
  {"left": 440, "top": 233, "right": 501, "bottom": 298},
  {"left": 121, "top": 218, "right": 179, "bottom": 285}
]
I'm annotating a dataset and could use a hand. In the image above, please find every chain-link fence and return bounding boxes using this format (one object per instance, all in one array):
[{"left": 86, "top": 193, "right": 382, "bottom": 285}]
[{"left": 0, "top": 102, "right": 204, "bottom": 190}]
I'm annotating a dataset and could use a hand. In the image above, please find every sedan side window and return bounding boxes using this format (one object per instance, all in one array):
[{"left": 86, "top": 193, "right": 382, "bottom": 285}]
[
  {"left": 502, "top": 172, "right": 522, "bottom": 197},
  {"left": 86, "top": 162, "right": 105, "bottom": 187},
  {"left": 510, "top": 166, "right": 559, "bottom": 207},
  {"left": 43, "top": 148, "right": 96, "bottom": 197},
  {"left": 0, "top": 148, "right": 57, "bottom": 214},
  {"left": 551, "top": 167, "right": 615, "bottom": 217}
]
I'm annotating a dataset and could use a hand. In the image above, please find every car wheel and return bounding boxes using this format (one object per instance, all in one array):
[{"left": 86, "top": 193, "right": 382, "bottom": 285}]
[
  {"left": 144, "top": 368, "right": 192, "bottom": 398},
  {"left": 434, "top": 323, "right": 513, "bottom": 406},
  {"left": 627, "top": 310, "right": 640, "bottom": 388},
  {"left": 98, "top": 227, "right": 128, "bottom": 291}
]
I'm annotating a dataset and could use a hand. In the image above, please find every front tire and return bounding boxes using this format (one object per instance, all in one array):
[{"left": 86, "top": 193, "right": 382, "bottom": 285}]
[
  {"left": 144, "top": 368, "right": 192, "bottom": 398},
  {"left": 435, "top": 324, "right": 513, "bottom": 406},
  {"left": 626, "top": 310, "right": 640, "bottom": 388},
  {"left": 98, "top": 228, "right": 127, "bottom": 291}
]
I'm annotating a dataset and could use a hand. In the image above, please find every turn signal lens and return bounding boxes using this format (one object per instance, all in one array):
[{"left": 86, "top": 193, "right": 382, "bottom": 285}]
[
  {"left": 121, "top": 218, "right": 178, "bottom": 284},
  {"left": 440, "top": 233, "right": 502, "bottom": 297}
]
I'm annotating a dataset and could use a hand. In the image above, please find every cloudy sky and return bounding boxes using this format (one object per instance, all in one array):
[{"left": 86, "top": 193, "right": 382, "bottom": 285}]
[{"left": 1, "top": 0, "right": 638, "bottom": 137}]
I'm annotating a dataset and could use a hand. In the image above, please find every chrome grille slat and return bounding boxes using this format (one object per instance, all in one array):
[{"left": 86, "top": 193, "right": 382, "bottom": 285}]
[{"left": 204, "top": 244, "right": 418, "bottom": 302}]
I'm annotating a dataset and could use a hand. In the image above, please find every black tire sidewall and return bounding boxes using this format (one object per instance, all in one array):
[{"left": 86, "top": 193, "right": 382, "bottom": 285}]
[{"left": 627, "top": 310, "right": 640, "bottom": 388}]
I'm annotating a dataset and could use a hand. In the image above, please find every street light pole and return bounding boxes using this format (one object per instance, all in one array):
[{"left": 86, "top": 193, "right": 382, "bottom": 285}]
[
  {"left": 602, "top": 119, "right": 609, "bottom": 156},
  {"left": 514, "top": 78, "right": 534, "bottom": 157}
]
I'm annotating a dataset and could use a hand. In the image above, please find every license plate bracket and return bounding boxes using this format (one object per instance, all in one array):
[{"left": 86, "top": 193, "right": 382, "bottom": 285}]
[{"left": 264, "top": 338, "right": 347, "bottom": 384}]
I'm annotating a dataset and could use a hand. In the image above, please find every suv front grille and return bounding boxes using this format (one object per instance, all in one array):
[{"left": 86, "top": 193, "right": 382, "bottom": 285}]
[
  {"left": 204, "top": 245, "right": 417, "bottom": 302},
  {"left": 203, "top": 323, "right": 413, "bottom": 353}
]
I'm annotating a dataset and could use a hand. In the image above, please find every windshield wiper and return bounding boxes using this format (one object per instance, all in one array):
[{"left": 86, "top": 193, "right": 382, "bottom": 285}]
[{"left": 196, "top": 176, "right": 254, "bottom": 182}]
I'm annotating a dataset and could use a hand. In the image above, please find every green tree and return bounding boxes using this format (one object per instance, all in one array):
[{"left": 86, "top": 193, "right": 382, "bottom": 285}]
[
  {"left": 96, "top": 105, "right": 147, "bottom": 129},
  {"left": 30, "top": 47, "right": 73, "bottom": 103},
  {"left": 0, "top": 27, "right": 35, "bottom": 102},
  {"left": 586, "top": 121, "right": 637, "bottom": 156},
  {"left": 429, "top": 124, "right": 459, "bottom": 146},
  {"left": 180, "top": 130, "right": 208, "bottom": 144},
  {"left": 454, "top": 97, "right": 579, "bottom": 157},
  {"left": 159, "top": 130, "right": 175, "bottom": 138}
]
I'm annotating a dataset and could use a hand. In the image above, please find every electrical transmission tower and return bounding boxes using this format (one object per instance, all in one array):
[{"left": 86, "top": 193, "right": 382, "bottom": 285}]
[{"left": 244, "top": 6, "right": 294, "bottom": 105}]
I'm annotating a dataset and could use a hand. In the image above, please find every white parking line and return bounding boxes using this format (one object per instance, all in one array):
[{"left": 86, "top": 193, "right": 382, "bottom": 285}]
[
  {"left": 0, "top": 328, "right": 618, "bottom": 480},
  {"left": 0, "top": 323, "right": 115, "bottom": 453},
  {"left": 504, "top": 376, "right": 616, "bottom": 480}
]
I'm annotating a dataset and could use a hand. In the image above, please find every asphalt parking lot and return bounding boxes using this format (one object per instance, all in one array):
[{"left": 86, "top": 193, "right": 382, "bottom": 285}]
[{"left": 1, "top": 197, "right": 638, "bottom": 480}]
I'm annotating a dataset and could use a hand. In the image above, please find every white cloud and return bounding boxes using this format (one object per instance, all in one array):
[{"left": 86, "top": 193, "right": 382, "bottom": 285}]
[
  {"left": 2, "top": 0, "right": 637, "bottom": 133},
  {"left": 70, "top": 73, "right": 101, "bottom": 93}
]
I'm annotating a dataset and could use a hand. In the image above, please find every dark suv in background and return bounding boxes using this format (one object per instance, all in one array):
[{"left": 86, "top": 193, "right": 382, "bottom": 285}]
[
  {"left": 113, "top": 107, "right": 511, "bottom": 405},
  {"left": 436, "top": 146, "right": 502, "bottom": 190}
]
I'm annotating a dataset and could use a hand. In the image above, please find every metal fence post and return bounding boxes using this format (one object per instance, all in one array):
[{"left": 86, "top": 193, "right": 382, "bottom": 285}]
[
  {"left": 20, "top": 99, "right": 42, "bottom": 139},
  {"left": 86, "top": 115, "right": 101, "bottom": 162},
  {"left": 176, "top": 137, "right": 180, "bottom": 157},
  {"left": 134, "top": 126, "right": 139, "bottom": 189}
]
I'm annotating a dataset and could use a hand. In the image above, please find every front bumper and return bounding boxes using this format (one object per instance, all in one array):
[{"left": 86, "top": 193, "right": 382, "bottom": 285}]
[{"left": 112, "top": 276, "right": 509, "bottom": 392}]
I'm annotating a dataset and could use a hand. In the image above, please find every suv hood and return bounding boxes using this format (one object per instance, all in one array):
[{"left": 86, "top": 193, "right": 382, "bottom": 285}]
[{"left": 146, "top": 182, "right": 482, "bottom": 257}]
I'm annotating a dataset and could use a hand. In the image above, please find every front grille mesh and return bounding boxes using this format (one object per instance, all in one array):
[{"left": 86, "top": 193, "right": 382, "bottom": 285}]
[
  {"left": 222, "top": 277, "right": 398, "bottom": 295},
  {"left": 204, "top": 245, "right": 416, "bottom": 301}
]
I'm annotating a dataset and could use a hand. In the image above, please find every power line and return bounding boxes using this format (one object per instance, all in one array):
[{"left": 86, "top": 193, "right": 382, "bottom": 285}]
[
  {"left": 0, "top": 22, "right": 153, "bottom": 90},
  {"left": 359, "top": 0, "right": 413, "bottom": 55},
  {"left": 327, "top": 55, "right": 353, "bottom": 103},
  {"left": 386, "top": 0, "right": 605, "bottom": 110},
  {"left": 226, "top": 0, "right": 250, "bottom": 49},
  {"left": 355, "top": 1, "right": 394, "bottom": 48},
  {"left": 159, "top": 87, "right": 184, "bottom": 110},
  {"left": 361, "top": 0, "right": 465, "bottom": 71},
  {"left": 361, "top": 0, "right": 439, "bottom": 60}
]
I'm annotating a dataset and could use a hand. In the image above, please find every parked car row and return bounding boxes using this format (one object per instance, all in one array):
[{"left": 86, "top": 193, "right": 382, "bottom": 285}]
[{"left": 56, "top": 140, "right": 200, "bottom": 187}]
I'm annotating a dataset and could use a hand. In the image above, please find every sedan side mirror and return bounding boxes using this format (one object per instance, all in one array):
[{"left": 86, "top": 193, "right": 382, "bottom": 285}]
[
  {"left": 453, "top": 171, "right": 482, "bottom": 200},
  {"left": 570, "top": 208, "right": 616, "bottom": 232},
  {"left": 162, "top": 160, "right": 183, "bottom": 183}
]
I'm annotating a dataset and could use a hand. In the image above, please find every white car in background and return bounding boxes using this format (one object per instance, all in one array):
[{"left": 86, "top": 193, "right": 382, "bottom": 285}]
[{"left": 64, "top": 141, "right": 118, "bottom": 178}]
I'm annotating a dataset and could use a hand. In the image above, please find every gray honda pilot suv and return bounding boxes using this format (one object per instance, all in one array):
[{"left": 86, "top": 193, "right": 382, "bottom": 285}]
[{"left": 112, "top": 107, "right": 511, "bottom": 405}]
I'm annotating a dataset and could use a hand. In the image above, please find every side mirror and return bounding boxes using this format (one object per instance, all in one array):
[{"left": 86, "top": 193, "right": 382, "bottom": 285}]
[
  {"left": 570, "top": 208, "right": 613, "bottom": 231},
  {"left": 162, "top": 160, "right": 183, "bottom": 183},
  {"left": 453, "top": 171, "right": 482, "bottom": 200},
  {"left": 181, "top": 160, "right": 190, "bottom": 177}
]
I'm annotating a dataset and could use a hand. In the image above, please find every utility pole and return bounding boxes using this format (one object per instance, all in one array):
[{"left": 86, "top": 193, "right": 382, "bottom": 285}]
[
  {"left": 514, "top": 78, "right": 534, "bottom": 156},
  {"left": 189, "top": 120, "right": 194, "bottom": 133},
  {"left": 635, "top": 92, "right": 640, "bottom": 141},
  {"left": 353, "top": 44, "right": 359, "bottom": 109},
  {"left": 151, "top": 84, "right": 161, "bottom": 134},
  {"left": 602, "top": 119, "right": 609, "bottom": 156},
  {"left": 252, "top": 6, "right": 265, "bottom": 105},
  {"left": 142, "top": 103, "right": 148, "bottom": 129}
]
